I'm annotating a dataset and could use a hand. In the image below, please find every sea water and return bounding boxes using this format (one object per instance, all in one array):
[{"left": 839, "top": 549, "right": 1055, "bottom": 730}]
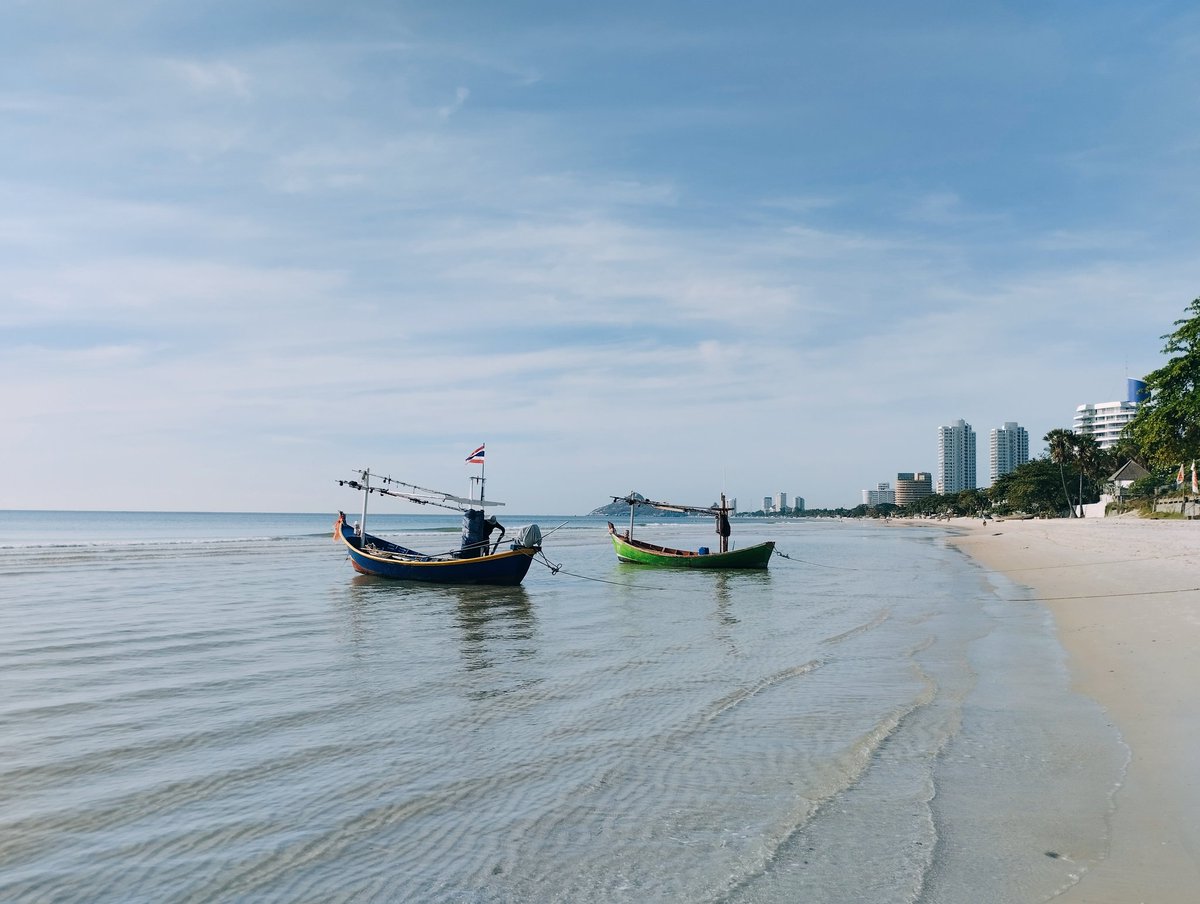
[{"left": 0, "top": 512, "right": 1126, "bottom": 903}]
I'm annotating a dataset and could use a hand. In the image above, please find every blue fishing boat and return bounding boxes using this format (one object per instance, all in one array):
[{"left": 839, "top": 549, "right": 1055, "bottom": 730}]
[
  {"left": 333, "top": 512, "right": 540, "bottom": 585},
  {"left": 333, "top": 456, "right": 543, "bottom": 586}
]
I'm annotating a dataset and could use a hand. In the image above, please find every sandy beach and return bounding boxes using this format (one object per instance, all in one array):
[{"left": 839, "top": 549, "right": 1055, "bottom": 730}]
[{"left": 943, "top": 515, "right": 1200, "bottom": 902}]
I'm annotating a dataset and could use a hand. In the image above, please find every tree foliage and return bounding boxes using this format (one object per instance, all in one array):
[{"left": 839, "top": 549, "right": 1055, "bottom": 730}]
[
  {"left": 989, "top": 458, "right": 1067, "bottom": 516},
  {"left": 1126, "top": 297, "right": 1200, "bottom": 468},
  {"left": 1044, "top": 428, "right": 1078, "bottom": 516}
]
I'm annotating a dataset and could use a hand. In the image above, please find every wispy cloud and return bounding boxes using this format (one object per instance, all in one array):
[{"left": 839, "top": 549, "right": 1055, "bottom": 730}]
[
  {"left": 1, "top": 2, "right": 1197, "bottom": 511},
  {"left": 437, "top": 85, "right": 469, "bottom": 119},
  {"left": 163, "top": 59, "right": 252, "bottom": 99}
]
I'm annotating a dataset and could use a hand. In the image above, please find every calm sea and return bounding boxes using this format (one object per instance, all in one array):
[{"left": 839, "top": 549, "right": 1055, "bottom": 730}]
[{"left": 0, "top": 510, "right": 1125, "bottom": 903}]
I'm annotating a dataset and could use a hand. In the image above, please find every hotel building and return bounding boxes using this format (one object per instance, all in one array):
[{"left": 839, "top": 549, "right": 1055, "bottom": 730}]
[
  {"left": 862, "top": 482, "right": 896, "bottom": 506},
  {"left": 895, "top": 473, "right": 933, "bottom": 506},
  {"left": 1074, "top": 379, "right": 1147, "bottom": 449},
  {"left": 937, "top": 419, "right": 977, "bottom": 494},
  {"left": 989, "top": 422, "right": 1029, "bottom": 482}
]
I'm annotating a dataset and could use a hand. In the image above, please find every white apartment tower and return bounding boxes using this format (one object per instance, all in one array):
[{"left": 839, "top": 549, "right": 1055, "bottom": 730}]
[
  {"left": 937, "top": 418, "right": 977, "bottom": 495},
  {"left": 775, "top": 492, "right": 788, "bottom": 512},
  {"left": 989, "top": 422, "right": 1029, "bottom": 482},
  {"left": 1074, "top": 379, "right": 1146, "bottom": 449},
  {"left": 861, "top": 482, "right": 896, "bottom": 505}
]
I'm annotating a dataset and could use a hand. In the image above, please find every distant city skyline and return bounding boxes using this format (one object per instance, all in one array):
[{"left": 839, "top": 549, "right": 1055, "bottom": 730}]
[{"left": 859, "top": 382, "right": 1141, "bottom": 507}]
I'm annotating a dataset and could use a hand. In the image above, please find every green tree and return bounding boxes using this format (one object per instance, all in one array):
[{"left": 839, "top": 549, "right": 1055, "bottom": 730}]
[
  {"left": 955, "top": 488, "right": 986, "bottom": 516},
  {"left": 990, "top": 459, "right": 1070, "bottom": 517},
  {"left": 1126, "top": 297, "right": 1200, "bottom": 469},
  {"left": 1072, "top": 433, "right": 1106, "bottom": 510},
  {"left": 1044, "top": 428, "right": 1078, "bottom": 516}
]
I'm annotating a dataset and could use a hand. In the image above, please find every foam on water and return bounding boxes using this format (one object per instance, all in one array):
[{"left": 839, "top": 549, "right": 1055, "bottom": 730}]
[{"left": 0, "top": 513, "right": 1125, "bottom": 902}]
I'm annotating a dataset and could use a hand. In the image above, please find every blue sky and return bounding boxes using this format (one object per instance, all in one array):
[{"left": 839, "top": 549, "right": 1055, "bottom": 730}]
[{"left": 3, "top": 1, "right": 1198, "bottom": 513}]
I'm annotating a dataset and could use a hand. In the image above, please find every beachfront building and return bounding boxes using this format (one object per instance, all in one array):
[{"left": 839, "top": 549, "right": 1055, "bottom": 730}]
[
  {"left": 1074, "top": 379, "right": 1147, "bottom": 449},
  {"left": 793, "top": 496, "right": 805, "bottom": 512},
  {"left": 989, "top": 422, "right": 1029, "bottom": 483},
  {"left": 775, "top": 492, "right": 788, "bottom": 513},
  {"left": 762, "top": 496, "right": 773, "bottom": 513},
  {"left": 895, "top": 472, "right": 933, "bottom": 506},
  {"left": 862, "top": 482, "right": 896, "bottom": 506},
  {"left": 937, "top": 419, "right": 977, "bottom": 495}
]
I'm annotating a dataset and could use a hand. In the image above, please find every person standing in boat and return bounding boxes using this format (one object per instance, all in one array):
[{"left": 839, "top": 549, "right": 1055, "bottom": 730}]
[
  {"left": 716, "top": 509, "right": 731, "bottom": 553},
  {"left": 460, "top": 510, "right": 505, "bottom": 557}
]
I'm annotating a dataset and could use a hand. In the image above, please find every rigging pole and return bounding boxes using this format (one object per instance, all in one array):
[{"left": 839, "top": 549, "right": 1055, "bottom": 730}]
[{"left": 359, "top": 469, "right": 370, "bottom": 538}]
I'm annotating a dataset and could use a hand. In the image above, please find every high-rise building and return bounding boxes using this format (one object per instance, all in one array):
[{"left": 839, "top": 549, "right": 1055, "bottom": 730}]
[
  {"left": 989, "top": 422, "right": 1029, "bottom": 482},
  {"left": 895, "top": 473, "right": 933, "bottom": 506},
  {"left": 861, "top": 482, "right": 896, "bottom": 505},
  {"left": 775, "top": 492, "right": 788, "bottom": 512},
  {"left": 937, "top": 419, "right": 977, "bottom": 494},
  {"left": 793, "top": 497, "right": 805, "bottom": 513},
  {"left": 762, "top": 496, "right": 773, "bottom": 513},
  {"left": 1074, "top": 379, "right": 1146, "bottom": 449}
]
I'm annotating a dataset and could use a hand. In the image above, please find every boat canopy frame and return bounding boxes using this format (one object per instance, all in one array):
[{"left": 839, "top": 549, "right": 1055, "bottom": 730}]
[{"left": 612, "top": 491, "right": 735, "bottom": 553}]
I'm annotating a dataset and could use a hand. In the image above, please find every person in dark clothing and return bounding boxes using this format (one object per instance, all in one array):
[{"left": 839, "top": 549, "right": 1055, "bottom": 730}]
[
  {"left": 482, "top": 515, "right": 505, "bottom": 553},
  {"left": 459, "top": 510, "right": 506, "bottom": 557}
]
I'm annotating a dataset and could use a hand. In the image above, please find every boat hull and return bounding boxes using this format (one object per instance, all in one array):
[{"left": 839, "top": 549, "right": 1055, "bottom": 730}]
[
  {"left": 608, "top": 528, "right": 774, "bottom": 569},
  {"left": 335, "top": 515, "right": 537, "bottom": 585}
]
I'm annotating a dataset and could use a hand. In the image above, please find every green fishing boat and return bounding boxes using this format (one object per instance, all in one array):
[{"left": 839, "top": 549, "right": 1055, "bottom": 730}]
[{"left": 606, "top": 493, "right": 775, "bottom": 569}]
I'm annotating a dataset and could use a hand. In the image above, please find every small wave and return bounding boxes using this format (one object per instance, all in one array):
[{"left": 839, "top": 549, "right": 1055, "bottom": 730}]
[
  {"left": 0, "top": 535, "right": 319, "bottom": 552},
  {"left": 822, "top": 608, "right": 891, "bottom": 645},
  {"left": 703, "top": 659, "right": 823, "bottom": 723}
]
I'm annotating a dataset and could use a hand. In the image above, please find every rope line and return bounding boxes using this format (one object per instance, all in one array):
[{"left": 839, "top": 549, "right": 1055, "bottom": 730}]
[
  {"left": 998, "top": 552, "right": 1199, "bottom": 572},
  {"left": 545, "top": 567, "right": 673, "bottom": 591},
  {"left": 1006, "top": 586, "right": 1200, "bottom": 603},
  {"left": 775, "top": 549, "right": 860, "bottom": 570}
]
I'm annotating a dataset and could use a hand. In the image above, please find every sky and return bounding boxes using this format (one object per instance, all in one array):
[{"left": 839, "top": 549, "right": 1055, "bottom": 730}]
[{"left": 3, "top": 1, "right": 1199, "bottom": 514}]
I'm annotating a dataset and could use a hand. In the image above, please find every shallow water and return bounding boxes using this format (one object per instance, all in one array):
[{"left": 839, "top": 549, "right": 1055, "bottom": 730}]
[{"left": 0, "top": 512, "right": 1126, "bottom": 902}]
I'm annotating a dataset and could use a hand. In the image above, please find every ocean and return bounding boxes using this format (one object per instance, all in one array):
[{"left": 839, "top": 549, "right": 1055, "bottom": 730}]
[{"left": 0, "top": 510, "right": 1126, "bottom": 903}]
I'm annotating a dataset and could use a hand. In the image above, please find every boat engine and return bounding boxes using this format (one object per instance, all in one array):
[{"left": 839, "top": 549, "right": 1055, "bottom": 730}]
[{"left": 513, "top": 524, "right": 542, "bottom": 549}]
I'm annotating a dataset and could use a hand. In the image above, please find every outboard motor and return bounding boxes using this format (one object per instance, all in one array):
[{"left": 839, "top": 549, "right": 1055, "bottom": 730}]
[{"left": 513, "top": 523, "right": 542, "bottom": 550}]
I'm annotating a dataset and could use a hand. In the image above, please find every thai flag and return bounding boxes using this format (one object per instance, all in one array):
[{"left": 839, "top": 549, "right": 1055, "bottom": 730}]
[{"left": 466, "top": 444, "right": 485, "bottom": 464}]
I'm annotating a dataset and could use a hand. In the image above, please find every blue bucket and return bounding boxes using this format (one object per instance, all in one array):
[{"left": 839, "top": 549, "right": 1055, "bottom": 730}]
[{"left": 698, "top": 546, "right": 709, "bottom": 555}]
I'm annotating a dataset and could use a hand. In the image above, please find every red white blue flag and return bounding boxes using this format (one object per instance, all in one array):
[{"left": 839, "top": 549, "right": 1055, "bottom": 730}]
[{"left": 466, "top": 444, "right": 485, "bottom": 464}]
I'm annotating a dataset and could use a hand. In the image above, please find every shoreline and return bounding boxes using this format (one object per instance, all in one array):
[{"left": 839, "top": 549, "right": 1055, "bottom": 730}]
[{"left": 932, "top": 515, "right": 1200, "bottom": 901}]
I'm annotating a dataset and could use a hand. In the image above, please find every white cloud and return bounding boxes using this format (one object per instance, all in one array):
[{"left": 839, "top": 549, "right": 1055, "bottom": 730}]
[
  {"left": 2, "top": 3, "right": 1198, "bottom": 511},
  {"left": 163, "top": 59, "right": 252, "bottom": 99},
  {"left": 438, "top": 85, "right": 470, "bottom": 119}
]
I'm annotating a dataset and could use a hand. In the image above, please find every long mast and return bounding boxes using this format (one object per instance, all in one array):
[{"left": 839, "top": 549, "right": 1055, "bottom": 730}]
[
  {"left": 359, "top": 469, "right": 370, "bottom": 537},
  {"left": 471, "top": 456, "right": 485, "bottom": 508}
]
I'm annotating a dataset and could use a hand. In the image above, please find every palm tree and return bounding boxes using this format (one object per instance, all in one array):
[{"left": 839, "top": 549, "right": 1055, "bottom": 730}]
[
  {"left": 1073, "top": 434, "right": 1105, "bottom": 515},
  {"left": 1045, "top": 428, "right": 1078, "bottom": 517}
]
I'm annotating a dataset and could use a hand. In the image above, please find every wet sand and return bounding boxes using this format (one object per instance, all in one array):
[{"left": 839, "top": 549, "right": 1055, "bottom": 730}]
[{"left": 943, "top": 515, "right": 1200, "bottom": 902}]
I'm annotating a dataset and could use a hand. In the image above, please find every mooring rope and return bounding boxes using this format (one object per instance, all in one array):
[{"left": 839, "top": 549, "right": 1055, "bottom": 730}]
[
  {"left": 1007, "top": 585, "right": 1200, "bottom": 603},
  {"left": 529, "top": 554, "right": 680, "bottom": 591},
  {"left": 546, "top": 567, "right": 674, "bottom": 591},
  {"left": 774, "top": 548, "right": 864, "bottom": 570}
]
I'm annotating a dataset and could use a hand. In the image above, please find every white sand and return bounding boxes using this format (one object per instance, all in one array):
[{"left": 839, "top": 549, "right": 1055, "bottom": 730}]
[{"left": 942, "top": 515, "right": 1200, "bottom": 902}]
